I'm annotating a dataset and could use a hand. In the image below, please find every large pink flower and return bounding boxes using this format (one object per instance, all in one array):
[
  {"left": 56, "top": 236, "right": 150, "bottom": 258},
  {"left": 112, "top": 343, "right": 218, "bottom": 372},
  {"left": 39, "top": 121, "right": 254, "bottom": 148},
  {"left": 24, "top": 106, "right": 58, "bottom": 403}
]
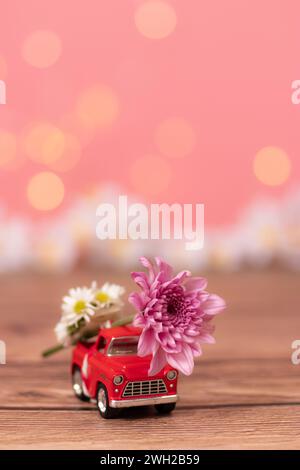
[{"left": 129, "top": 257, "right": 226, "bottom": 376}]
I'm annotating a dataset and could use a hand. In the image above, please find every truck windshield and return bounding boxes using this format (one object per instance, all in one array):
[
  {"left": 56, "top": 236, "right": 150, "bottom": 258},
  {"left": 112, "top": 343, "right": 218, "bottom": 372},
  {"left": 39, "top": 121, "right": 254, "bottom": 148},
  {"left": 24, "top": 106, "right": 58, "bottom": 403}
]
[{"left": 107, "top": 337, "right": 139, "bottom": 356}]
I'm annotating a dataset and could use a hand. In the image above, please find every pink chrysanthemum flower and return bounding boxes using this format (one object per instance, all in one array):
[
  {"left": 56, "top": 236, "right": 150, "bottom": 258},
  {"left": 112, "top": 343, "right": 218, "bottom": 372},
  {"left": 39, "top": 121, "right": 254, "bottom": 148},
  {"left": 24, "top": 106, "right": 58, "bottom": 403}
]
[{"left": 129, "top": 257, "right": 226, "bottom": 376}]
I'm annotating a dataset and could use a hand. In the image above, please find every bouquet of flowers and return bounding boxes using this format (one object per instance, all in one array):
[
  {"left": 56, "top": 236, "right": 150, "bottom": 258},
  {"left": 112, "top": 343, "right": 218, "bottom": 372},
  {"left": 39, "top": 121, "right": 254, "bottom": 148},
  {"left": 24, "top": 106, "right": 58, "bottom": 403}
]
[
  {"left": 43, "top": 257, "right": 226, "bottom": 379},
  {"left": 42, "top": 281, "right": 126, "bottom": 357}
]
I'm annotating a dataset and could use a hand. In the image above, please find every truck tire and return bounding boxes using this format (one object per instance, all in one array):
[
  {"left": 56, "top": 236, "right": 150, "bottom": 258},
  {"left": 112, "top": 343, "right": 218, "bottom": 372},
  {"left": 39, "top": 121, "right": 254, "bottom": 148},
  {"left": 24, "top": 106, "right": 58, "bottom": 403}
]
[
  {"left": 155, "top": 403, "right": 176, "bottom": 414},
  {"left": 97, "top": 384, "right": 119, "bottom": 419},
  {"left": 72, "top": 366, "right": 89, "bottom": 402}
]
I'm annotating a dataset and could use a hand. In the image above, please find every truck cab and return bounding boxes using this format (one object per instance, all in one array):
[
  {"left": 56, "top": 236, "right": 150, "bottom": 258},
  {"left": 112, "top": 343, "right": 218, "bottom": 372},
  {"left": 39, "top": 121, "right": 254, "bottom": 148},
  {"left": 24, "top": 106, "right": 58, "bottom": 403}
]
[{"left": 71, "top": 325, "right": 178, "bottom": 418}]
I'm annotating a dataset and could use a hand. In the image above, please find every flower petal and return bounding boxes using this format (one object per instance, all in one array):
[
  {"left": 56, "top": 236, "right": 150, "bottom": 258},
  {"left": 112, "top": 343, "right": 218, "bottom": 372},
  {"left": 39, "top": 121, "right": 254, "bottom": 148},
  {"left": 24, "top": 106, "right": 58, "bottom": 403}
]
[
  {"left": 128, "top": 292, "right": 145, "bottom": 311},
  {"left": 168, "top": 270, "right": 191, "bottom": 286},
  {"left": 131, "top": 271, "right": 150, "bottom": 291},
  {"left": 148, "top": 347, "right": 167, "bottom": 375},
  {"left": 199, "top": 333, "right": 215, "bottom": 344},
  {"left": 133, "top": 312, "right": 146, "bottom": 328},
  {"left": 202, "top": 294, "right": 226, "bottom": 316},
  {"left": 184, "top": 277, "right": 207, "bottom": 292},
  {"left": 137, "top": 327, "right": 157, "bottom": 357},
  {"left": 190, "top": 342, "right": 202, "bottom": 357},
  {"left": 166, "top": 344, "right": 194, "bottom": 375},
  {"left": 140, "top": 256, "right": 155, "bottom": 282},
  {"left": 155, "top": 257, "right": 173, "bottom": 282}
]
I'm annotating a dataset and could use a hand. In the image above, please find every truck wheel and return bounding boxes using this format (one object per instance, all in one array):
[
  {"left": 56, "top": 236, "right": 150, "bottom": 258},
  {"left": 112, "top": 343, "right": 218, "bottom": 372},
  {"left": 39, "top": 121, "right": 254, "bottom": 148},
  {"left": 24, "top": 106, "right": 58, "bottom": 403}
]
[
  {"left": 97, "top": 384, "right": 119, "bottom": 419},
  {"left": 72, "top": 367, "right": 89, "bottom": 402},
  {"left": 155, "top": 403, "right": 176, "bottom": 414}
]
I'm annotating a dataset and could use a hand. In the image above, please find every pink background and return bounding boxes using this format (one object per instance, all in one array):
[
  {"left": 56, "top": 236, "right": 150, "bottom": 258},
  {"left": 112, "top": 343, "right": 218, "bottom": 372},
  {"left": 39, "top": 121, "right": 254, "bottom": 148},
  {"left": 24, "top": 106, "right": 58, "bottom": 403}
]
[{"left": 0, "top": 0, "right": 299, "bottom": 228}]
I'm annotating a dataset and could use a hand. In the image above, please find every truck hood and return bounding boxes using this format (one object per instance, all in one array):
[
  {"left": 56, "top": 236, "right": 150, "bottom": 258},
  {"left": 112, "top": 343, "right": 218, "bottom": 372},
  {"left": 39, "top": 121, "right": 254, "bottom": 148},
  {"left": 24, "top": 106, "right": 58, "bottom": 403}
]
[{"left": 107, "top": 355, "right": 161, "bottom": 379}]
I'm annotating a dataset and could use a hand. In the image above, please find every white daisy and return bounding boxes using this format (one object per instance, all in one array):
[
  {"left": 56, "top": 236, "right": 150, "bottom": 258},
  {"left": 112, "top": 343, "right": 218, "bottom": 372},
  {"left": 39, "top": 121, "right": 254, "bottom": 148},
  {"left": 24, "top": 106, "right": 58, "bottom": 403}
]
[
  {"left": 62, "top": 286, "right": 96, "bottom": 326},
  {"left": 91, "top": 281, "right": 125, "bottom": 307}
]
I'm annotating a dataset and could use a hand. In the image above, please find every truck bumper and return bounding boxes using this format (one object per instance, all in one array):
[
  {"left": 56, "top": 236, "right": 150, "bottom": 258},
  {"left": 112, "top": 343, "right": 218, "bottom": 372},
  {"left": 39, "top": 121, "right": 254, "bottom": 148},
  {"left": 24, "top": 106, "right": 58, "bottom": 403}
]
[{"left": 110, "top": 394, "right": 178, "bottom": 409}]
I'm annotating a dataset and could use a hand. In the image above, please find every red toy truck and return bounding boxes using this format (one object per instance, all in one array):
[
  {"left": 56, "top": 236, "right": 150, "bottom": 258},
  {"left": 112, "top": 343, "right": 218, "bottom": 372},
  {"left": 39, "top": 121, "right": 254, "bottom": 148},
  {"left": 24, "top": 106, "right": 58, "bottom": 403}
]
[{"left": 71, "top": 325, "right": 178, "bottom": 418}]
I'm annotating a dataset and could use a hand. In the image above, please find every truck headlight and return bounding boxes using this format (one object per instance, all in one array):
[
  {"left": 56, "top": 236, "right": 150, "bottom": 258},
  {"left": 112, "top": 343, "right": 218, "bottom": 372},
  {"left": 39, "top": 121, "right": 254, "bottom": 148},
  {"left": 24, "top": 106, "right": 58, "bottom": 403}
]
[
  {"left": 167, "top": 370, "right": 177, "bottom": 380},
  {"left": 113, "top": 375, "right": 124, "bottom": 385}
]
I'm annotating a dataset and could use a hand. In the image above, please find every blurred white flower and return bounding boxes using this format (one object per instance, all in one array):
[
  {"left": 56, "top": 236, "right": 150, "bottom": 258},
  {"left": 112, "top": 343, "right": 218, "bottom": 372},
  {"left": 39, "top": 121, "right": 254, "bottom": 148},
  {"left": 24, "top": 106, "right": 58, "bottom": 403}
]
[
  {"left": 279, "top": 188, "right": 300, "bottom": 269},
  {"left": 0, "top": 218, "right": 31, "bottom": 272},
  {"left": 33, "top": 218, "right": 76, "bottom": 272},
  {"left": 237, "top": 200, "right": 282, "bottom": 267},
  {"left": 205, "top": 228, "right": 244, "bottom": 271}
]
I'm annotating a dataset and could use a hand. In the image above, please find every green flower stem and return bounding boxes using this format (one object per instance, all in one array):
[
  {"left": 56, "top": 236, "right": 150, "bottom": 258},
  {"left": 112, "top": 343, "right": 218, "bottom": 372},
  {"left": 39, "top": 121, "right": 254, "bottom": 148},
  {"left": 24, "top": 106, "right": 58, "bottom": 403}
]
[
  {"left": 111, "top": 315, "right": 134, "bottom": 327},
  {"left": 42, "top": 344, "right": 65, "bottom": 358}
]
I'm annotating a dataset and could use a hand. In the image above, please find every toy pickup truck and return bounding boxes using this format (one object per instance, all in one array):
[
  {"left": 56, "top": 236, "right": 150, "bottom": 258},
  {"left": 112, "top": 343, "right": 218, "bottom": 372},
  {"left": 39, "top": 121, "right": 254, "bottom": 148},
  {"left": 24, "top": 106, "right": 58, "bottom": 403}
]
[{"left": 71, "top": 325, "right": 178, "bottom": 418}]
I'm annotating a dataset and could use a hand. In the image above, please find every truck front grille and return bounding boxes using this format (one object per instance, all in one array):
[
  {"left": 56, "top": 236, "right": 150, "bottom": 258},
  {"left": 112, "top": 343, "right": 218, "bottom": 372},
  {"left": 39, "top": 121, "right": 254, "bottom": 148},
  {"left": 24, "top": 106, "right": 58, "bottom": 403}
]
[{"left": 122, "top": 379, "right": 167, "bottom": 397}]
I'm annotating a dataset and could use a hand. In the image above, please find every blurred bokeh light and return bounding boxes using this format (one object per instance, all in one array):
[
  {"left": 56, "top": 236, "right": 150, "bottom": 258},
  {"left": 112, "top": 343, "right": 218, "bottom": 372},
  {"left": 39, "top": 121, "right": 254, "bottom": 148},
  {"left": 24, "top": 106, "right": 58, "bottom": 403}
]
[
  {"left": 27, "top": 171, "right": 65, "bottom": 211},
  {"left": 23, "top": 122, "right": 65, "bottom": 165},
  {"left": 76, "top": 85, "right": 119, "bottom": 131},
  {"left": 22, "top": 30, "right": 62, "bottom": 69},
  {"left": 134, "top": 1, "right": 177, "bottom": 39},
  {"left": 253, "top": 146, "right": 291, "bottom": 187}
]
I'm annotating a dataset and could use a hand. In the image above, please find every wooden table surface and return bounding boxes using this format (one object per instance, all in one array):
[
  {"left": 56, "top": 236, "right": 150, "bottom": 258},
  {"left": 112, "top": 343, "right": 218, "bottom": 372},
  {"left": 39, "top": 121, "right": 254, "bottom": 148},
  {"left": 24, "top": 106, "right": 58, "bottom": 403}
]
[{"left": 1, "top": 269, "right": 300, "bottom": 449}]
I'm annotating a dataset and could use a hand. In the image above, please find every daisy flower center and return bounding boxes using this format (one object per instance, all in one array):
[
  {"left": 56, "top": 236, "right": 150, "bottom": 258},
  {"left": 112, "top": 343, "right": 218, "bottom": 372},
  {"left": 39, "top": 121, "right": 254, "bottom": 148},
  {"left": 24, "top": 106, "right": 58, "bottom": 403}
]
[
  {"left": 74, "top": 300, "right": 87, "bottom": 314},
  {"left": 95, "top": 291, "right": 109, "bottom": 303}
]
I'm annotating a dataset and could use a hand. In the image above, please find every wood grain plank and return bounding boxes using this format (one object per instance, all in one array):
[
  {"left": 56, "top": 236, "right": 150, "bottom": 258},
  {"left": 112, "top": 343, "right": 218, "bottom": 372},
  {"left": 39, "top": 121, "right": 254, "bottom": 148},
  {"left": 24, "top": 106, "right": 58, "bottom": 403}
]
[{"left": 1, "top": 405, "right": 300, "bottom": 449}]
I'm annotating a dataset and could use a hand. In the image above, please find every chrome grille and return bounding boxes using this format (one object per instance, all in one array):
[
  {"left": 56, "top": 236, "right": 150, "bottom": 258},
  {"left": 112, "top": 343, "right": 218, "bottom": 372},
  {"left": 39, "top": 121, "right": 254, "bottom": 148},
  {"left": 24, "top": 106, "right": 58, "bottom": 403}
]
[{"left": 122, "top": 379, "right": 167, "bottom": 397}]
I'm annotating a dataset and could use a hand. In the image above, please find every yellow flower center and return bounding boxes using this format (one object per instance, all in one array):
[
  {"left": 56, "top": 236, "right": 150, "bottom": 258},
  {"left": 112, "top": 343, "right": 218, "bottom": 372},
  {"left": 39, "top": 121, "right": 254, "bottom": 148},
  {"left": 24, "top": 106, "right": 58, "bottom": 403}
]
[
  {"left": 74, "top": 300, "right": 87, "bottom": 314},
  {"left": 95, "top": 291, "right": 109, "bottom": 303}
]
